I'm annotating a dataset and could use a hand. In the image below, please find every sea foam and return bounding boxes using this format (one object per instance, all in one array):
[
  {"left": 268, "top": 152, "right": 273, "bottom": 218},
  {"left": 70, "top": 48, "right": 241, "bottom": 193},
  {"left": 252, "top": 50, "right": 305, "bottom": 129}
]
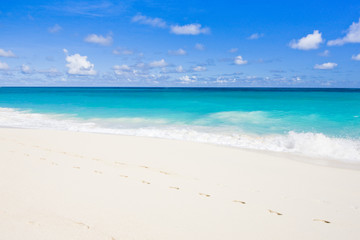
[{"left": 1, "top": 107, "right": 359, "bottom": 163}]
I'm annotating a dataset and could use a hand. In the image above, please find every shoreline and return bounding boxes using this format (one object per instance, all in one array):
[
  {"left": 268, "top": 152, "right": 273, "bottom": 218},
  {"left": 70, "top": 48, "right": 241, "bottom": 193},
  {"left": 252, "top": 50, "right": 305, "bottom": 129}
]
[
  {"left": 1, "top": 124, "right": 360, "bottom": 171},
  {"left": 1, "top": 128, "right": 360, "bottom": 239},
  {"left": 1, "top": 106, "right": 359, "bottom": 165}
]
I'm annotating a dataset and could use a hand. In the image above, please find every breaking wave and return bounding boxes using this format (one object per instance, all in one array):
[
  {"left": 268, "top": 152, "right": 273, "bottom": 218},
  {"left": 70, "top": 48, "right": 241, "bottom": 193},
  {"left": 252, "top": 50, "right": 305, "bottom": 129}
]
[{"left": 1, "top": 107, "right": 359, "bottom": 163}]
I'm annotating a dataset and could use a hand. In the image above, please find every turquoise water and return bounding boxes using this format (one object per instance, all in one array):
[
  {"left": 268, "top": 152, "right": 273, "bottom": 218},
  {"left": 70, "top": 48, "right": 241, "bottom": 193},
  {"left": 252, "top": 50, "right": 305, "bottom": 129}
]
[{"left": 1, "top": 87, "right": 360, "bottom": 162}]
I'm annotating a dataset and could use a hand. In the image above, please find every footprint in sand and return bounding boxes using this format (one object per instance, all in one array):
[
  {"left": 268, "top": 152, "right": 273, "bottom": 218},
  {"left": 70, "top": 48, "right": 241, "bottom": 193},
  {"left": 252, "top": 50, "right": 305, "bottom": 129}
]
[
  {"left": 142, "top": 180, "right": 151, "bottom": 184},
  {"left": 313, "top": 219, "right": 331, "bottom": 224},
  {"left": 73, "top": 166, "right": 80, "bottom": 169},
  {"left": 199, "top": 193, "right": 211, "bottom": 198},
  {"left": 268, "top": 209, "right": 282, "bottom": 216},
  {"left": 74, "top": 221, "right": 90, "bottom": 229},
  {"left": 169, "top": 186, "right": 180, "bottom": 190},
  {"left": 115, "top": 162, "right": 126, "bottom": 165},
  {"left": 28, "top": 221, "right": 40, "bottom": 226},
  {"left": 94, "top": 170, "right": 102, "bottom": 174},
  {"left": 233, "top": 200, "right": 246, "bottom": 204}
]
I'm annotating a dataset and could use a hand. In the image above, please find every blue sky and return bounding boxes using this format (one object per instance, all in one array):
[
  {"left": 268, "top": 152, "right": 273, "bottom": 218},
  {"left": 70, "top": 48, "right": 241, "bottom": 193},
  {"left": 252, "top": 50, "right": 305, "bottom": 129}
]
[{"left": 0, "top": 0, "right": 360, "bottom": 87}]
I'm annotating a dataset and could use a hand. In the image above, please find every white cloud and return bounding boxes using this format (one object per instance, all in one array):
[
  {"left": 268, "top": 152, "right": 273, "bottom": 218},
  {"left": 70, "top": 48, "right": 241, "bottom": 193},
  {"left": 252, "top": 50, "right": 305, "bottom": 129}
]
[
  {"left": 314, "top": 62, "right": 337, "bottom": 70},
  {"left": 234, "top": 56, "right": 248, "bottom": 65},
  {"left": 319, "top": 50, "right": 330, "bottom": 57},
  {"left": 328, "top": 19, "right": 360, "bottom": 46},
  {"left": 84, "top": 33, "right": 113, "bottom": 46},
  {"left": 48, "top": 24, "right": 62, "bottom": 33},
  {"left": 170, "top": 24, "right": 210, "bottom": 35},
  {"left": 131, "top": 14, "right": 167, "bottom": 28},
  {"left": 21, "top": 64, "right": 31, "bottom": 74},
  {"left": 113, "top": 49, "right": 134, "bottom": 55},
  {"left": 64, "top": 49, "right": 96, "bottom": 75},
  {"left": 193, "top": 66, "right": 206, "bottom": 72},
  {"left": 149, "top": 59, "right": 168, "bottom": 68},
  {"left": 176, "top": 65, "right": 184, "bottom": 72},
  {"left": 228, "top": 48, "right": 238, "bottom": 53},
  {"left": 38, "top": 67, "right": 60, "bottom": 76},
  {"left": 248, "top": 33, "right": 263, "bottom": 40},
  {"left": 113, "top": 64, "right": 133, "bottom": 75},
  {"left": 179, "top": 75, "right": 196, "bottom": 83},
  {"left": 113, "top": 64, "right": 131, "bottom": 71},
  {"left": 352, "top": 53, "right": 360, "bottom": 61},
  {"left": 289, "top": 30, "right": 323, "bottom": 50},
  {"left": 0, "top": 49, "right": 16, "bottom": 57},
  {"left": 0, "top": 61, "right": 9, "bottom": 70},
  {"left": 168, "top": 48, "right": 186, "bottom": 55},
  {"left": 195, "top": 43, "right": 205, "bottom": 50}
]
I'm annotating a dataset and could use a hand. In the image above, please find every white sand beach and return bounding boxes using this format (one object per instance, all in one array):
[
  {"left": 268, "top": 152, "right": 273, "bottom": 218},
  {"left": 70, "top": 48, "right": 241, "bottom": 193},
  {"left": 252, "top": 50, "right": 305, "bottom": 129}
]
[{"left": 0, "top": 128, "right": 360, "bottom": 240}]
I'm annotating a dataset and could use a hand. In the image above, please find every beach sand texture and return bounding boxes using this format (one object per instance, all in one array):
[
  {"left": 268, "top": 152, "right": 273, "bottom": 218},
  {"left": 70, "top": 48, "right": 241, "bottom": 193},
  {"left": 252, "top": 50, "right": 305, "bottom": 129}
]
[{"left": 0, "top": 128, "right": 359, "bottom": 239}]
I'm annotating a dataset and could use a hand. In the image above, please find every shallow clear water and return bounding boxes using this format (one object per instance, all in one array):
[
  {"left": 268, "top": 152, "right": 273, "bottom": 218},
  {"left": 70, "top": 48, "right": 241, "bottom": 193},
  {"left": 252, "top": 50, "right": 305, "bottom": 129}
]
[{"left": 1, "top": 87, "right": 360, "bottom": 163}]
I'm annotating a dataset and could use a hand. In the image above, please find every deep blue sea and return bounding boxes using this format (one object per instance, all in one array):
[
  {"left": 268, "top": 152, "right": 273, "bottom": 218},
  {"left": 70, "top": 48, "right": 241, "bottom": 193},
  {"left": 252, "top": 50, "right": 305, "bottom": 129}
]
[{"left": 1, "top": 87, "right": 360, "bottom": 163}]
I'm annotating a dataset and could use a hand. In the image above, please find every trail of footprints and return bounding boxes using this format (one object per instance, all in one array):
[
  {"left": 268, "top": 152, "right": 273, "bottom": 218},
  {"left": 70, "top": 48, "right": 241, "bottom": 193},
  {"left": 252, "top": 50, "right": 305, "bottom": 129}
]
[{"left": 7, "top": 139, "right": 332, "bottom": 225}]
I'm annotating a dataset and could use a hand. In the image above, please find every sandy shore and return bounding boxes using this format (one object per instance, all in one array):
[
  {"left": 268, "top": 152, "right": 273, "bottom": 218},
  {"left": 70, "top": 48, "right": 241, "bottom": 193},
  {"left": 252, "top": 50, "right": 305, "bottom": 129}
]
[{"left": 0, "top": 128, "right": 359, "bottom": 239}]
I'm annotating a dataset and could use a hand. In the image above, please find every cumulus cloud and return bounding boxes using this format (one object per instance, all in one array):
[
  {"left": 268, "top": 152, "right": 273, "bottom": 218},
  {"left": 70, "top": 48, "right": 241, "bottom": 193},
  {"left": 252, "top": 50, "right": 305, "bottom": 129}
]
[
  {"left": 314, "top": 62, "right": 337, "bottom": 69},
  {"left": 168, "top": 48, "right": 186, "bottom": 55},
  {"left": 179, "top": 75, "right": 196, "bottom": 84},
  {"left": 228, "top": 48, "right": 238, "bottom": 53},
  {"left": 234, "top": 56, "right": 248, "bottom": 65},
  {"left": 195, "top": 43, "right": 205, "bottom": 50},
  {"left": 63, "top": 49, "right": 96, "bottom": 75},
  {"left": 0, "top": 49, "right": 16, "bottom": 57},
  {"left": 248, "top": 33, "right": 263, "bottom": 40},
  {"left": 132, "top": 14, "right": 167, "bottom": 28},
  {"left": 21, "top": 64, "right": 31, "bottom": 74},
  {"left": 149, "top": 59, "right": 168, "bottom": 68},
  {"left": 328, "top": 19, "right": 360, "bottom": 46},
  {"left": 352, "top": 53, "right": 360, "bottom": 61},
  {"left": 289, "top": 30, "right": 323, "bottom": 50},
  {"left": 0, "top": 61, "right": 9, "bottom": 70},
  {"left": 84, "top": 33, "right": 113, "bottom": 46},
  {"left": 193, "top": 66, "right": 206, "bottom": 72},
  {"left": 48, "top": 24, "right": 62, "bottom": 33},
  {"left": 170, "top": 24, "right": 210, "bottom": 35}
]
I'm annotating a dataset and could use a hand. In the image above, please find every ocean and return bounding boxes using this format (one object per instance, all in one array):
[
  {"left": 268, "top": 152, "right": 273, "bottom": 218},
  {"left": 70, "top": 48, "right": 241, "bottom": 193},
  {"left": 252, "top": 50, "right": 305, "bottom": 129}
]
[{"left": 1, "top": 87, "right": 359, "bottom": 163}]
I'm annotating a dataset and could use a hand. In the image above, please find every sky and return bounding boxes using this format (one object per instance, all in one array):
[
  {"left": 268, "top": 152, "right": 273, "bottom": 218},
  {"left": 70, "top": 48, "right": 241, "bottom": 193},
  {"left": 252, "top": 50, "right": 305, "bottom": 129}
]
[{"left": 0, "top": 0, "right": 360, "bottom": 87}]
